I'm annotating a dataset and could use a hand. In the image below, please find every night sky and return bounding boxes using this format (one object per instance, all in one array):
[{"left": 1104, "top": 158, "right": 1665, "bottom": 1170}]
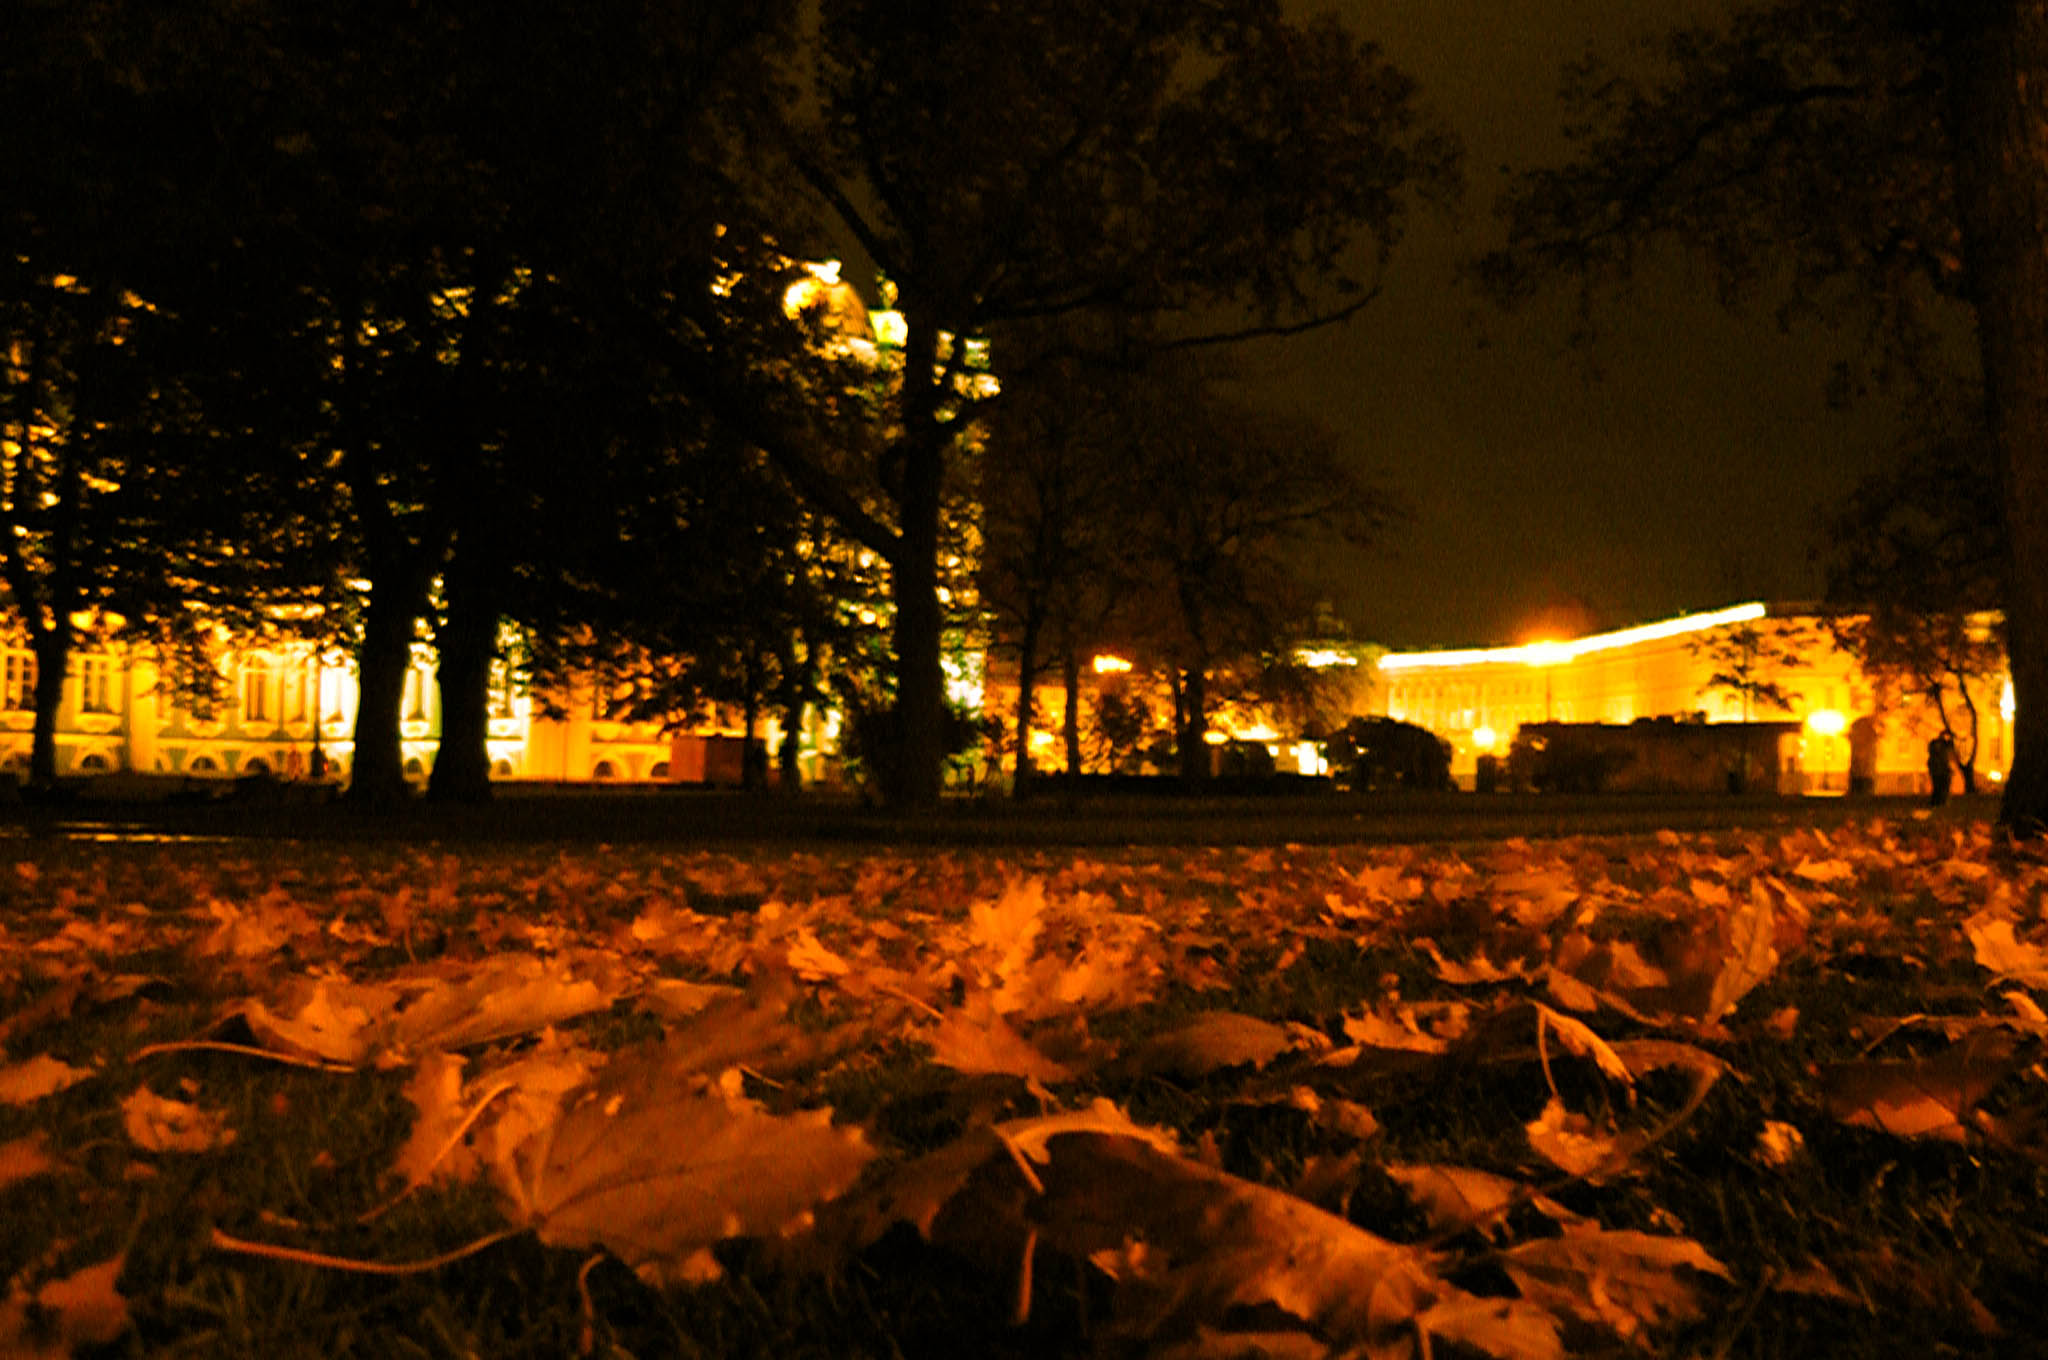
[{"left": 1250, "top": 0, "right": 1927, "bottom": 651}]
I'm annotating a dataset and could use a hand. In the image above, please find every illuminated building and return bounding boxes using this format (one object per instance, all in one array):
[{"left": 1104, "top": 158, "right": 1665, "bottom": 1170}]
[
  {"left": 0, "top": 632, "right": 730, "bottom": 785},
  {"left": 1377, "top": 602, "right": 2011, "bottom": 794},
  {"left": 0, "top": 258, "right": 947, "bottom": 789}
]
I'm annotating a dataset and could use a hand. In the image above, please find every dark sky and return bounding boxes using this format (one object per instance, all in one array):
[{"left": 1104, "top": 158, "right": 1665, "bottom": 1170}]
[{"left": 1248, "top": 0, "right": 1923, "bottom": 650}]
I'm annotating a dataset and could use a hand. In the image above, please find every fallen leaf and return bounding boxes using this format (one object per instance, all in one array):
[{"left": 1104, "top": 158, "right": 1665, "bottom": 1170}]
[
  {"left": 1754, "top": 1121, "right": 1806, "bottom": 1167},
  {"left": 0, "top": 1134, "right": 59, "bottom": 1192},
  {"left": 1535, "top": 1004, "right": 1633, "bottom": 1088},
  {"left": 924, "top": 999, "right": 1075, "bottom": 1082},
  {"left": 1823, "top": 1032, "right": 2021, "bottom": 1142},
  {"left": 1525, "top": 1097, "right": 1641, "bottom": 1183},
  {"left": 1964, "top": 912, "right": 2048, "bottom": 990},
  {"left": 0, "top": 1255, "right": 129, "bottom": 1359},
  {"left": 961, "top": 1131, "right": 1564, "bottom": 1359},
  {"left": 0, "top": 1055, "right": 95, "bottom": 1107},
  {"left": 121, "top": 1086, "right": 236, "bottom": 1154},
  {"left": 240, "top": 952, "right": 623, "bottom": 1068},
  {"left": 1704, "top": 881, "right": 1780, "bottom": 1021},
  {"left": 1502, "top": 1225, "right": 1729, "bottom": 1344},
  {"left": 1126, "top": 1012, "right": 1296, "bottom": 1079},
  {"left": 1342, "top": 1003, "right": 1462, "bottom": 1054},
  {"left": 1416, "top": 937, "right": 1533, "bottom": 985},
  {"left": 1770, "top": 1259, "right": 1857, "bottom": 1302},
  {"left": 1385, "top": 1163, "right": 1581, "bottom": 1241},
  {"left": 497, "top": 1042, "right": 873, "bottom": 1285}
]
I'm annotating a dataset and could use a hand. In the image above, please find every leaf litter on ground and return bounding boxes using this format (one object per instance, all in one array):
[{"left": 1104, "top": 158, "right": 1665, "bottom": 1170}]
[{"left": 0, "top": 817, "right": 2045, "bottom": 1355}]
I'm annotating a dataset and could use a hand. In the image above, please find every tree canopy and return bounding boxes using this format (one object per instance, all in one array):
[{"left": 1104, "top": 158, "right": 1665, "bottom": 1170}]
[{"left": 766, "top": 0, "right": 1458, "bottom": 804}]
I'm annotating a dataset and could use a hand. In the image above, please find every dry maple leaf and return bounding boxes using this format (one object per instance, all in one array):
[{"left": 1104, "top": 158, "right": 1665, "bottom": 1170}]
[
  {"left": 1341, "top": 1001, "right": 1467, "bottom": 1054},
  {"left": 835, "top": 1102, "right": 1557, "bottom": 1359},
  {"left": 497, "top": 1043, "right": 873, "bottom": 1285},
  {"left": 0, "top": 1254, "right": 129, "bottom": 1360},
  {"left": 239, "top": 951, "right": 624, "bottom": 1069},
  {"left": 1123, "top": 1011, "right": 1297, "bottom": 1080},
  {"left": 1963, "top": 912, "right": 2048, "bottom": 991},
  {"left": 121, "top": 1086, "right": 236, "bottom": 1154},
  {"left": 1502, "top": 1225, "right": 1729, "bottom": 1345},
  {"left": 1822, "top": 1031, "right": 2022, "bottom": 1142},
  {"left": 1014, "top": 1134, "right": 1564, "bottom": 1360},
  {"left": 923, "top": 998, "right": 1075, "bottom": 1083},
  {"left": 388, "top": 1039, "right": 599, "bottom": 1195},
  {"left": 1385, "top": 1163, "right": 1583, "bottom": 1242},
  {"left": 1703, "top": 881, "right": 1779, "bottom": 1022}
]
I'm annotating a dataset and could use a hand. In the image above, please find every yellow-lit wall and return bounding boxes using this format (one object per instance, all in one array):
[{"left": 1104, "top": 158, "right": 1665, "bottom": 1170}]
[
  {"left": 1378, "top": 606, "right": 2010, "bottom": 794},
  {"left": 0, "top": 634, "right": 724, "bottom": 786}
]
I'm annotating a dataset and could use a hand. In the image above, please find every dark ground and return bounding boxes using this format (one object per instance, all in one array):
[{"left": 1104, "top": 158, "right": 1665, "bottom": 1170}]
[{"left": 0, "top": 781, "right": 1997, "bottom": 848}]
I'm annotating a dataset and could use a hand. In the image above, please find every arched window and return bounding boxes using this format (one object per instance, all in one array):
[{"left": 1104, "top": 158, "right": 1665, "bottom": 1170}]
[
  {"left": 242, "top": 757, "right": 270, "bottom": 776},
  {"left": 189, "top": 755, "right": 219, "bottom": 773},
  {"left": 592, "top": 760, "right": 617, "bottom": 780},
  {"left": 649, "top": 761, "right": 669, "bottom": 779},
  {"left": 78, "top": 753, "right": 110, "bottom": 771}
]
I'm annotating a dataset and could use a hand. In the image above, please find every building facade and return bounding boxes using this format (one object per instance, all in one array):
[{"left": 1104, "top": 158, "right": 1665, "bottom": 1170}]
[
  {"left": 1376, "top": 602, "right": 2012, "bottom": 794},
  {"left": 0, "top": 633, "right": 746, "bottom": 787}
]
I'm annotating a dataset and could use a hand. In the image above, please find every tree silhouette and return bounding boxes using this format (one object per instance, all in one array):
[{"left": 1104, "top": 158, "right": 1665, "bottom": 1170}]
[{"left": 767, "top": 0, "right": 1458, "bottom": 805}]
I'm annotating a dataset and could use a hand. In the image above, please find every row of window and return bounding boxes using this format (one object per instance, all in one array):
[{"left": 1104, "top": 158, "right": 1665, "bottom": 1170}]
[
  {"left": 0, "top": 649, "right": 470, "bottom": 726},
  {"left": 0, "top": 649, "right": 542, "bottom": 736}
]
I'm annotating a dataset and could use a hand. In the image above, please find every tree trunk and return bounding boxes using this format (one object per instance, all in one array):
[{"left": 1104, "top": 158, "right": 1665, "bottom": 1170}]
[
  {"left": 427, "top": 547, "right": 497, "bottom": 804},
  {"left": 28, "top": 624, "right": 69, "bottom": 789},
  {"left": 1012, "top": 611, "right": 1042, "bottom": 795},
  {"left": 742, "top": 681, "right": 765, "bottom": 791},
  {"left": 1946, "top": 3, "right": 2048, "bottom": 833},
  {"left": 1063, "top": 646, "right": 1082, "bottom": 777},
  {"left": 1178, "top": 666, "right": 1210, "bottom": 783},
  {"left": 347, "top": 572, "right": 428, "bottom": 808},
  {"left": 881, "top": 313, "right": 953, "bottom": 809},
  {"left": 778, "top": 703, "right": 803, "bottom": 791}
]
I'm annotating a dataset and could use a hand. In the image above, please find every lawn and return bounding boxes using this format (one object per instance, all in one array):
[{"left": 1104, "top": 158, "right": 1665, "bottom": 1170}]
[{"left": 2, "top": 806, "right": 2045, "bottom": 1358}]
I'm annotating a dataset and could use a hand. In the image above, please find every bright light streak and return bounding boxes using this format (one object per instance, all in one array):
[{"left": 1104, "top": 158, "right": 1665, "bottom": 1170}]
[
  {"left": 1472, "top": 725, "right": 1497, "bottom": 752},
  {"left": 1092, "top": 654, "right": 1133, "bottom": 675},
  {"left": 1296, "top": 647, "right": 1360, "bottom": 669},
  {"left": 1377, "top": 602, "right": 1769, "bottom": 673}
]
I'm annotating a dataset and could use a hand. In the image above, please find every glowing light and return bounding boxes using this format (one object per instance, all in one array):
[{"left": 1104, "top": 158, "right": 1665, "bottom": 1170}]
[
  {"left": 1293, "top": 741, "right": 1324, "bottom": 775},
  {"left": 1092, "top": 654, "right": 1133, "bottom": 675},
  {"left": 1296, "top": 647, "right": 1360, "bottom": 669},
  {"left": 1804, "top": 709, "right": 1847, "bottom": 737},
  {"left": 2003, "top": 679, "right": 2016, "bottom": 722},
  {"left": 871, "top": 310, "right": 907, "bottom": 347},
  {"left": 1232, "top": 724, "right": 1280, "bottom": 743},
  {"left": 1472, "top": 725, "right": 1497, "bottom": 752},
  {"left": 1378, "top": 602, "right": 1769, "bottom": 673}
]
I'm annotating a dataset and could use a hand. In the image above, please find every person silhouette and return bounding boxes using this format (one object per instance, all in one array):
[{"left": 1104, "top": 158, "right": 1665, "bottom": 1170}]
[{"left": 1926, "top": 733, "right": 1955, "bottom": 807}]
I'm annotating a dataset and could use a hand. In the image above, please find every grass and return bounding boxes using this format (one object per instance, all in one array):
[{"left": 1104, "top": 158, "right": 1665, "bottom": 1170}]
[{"left": 2, "top": 800, "right": 2044, "bottom": 1357}]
